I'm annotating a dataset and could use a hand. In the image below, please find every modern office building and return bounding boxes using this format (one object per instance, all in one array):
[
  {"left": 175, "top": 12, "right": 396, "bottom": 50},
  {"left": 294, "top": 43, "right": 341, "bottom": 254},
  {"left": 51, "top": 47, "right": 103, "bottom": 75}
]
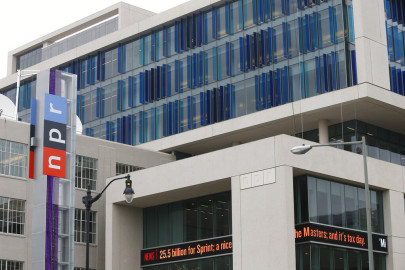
[{"left": 0, "top": 0, "right": 405, "bottom": 269}]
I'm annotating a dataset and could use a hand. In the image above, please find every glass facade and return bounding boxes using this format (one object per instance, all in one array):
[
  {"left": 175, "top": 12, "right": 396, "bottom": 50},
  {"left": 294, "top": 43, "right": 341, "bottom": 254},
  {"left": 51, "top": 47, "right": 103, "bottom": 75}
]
[
  {"left": 74, "top": 208, "right": 96, "bottom": 244},
  {"left": 0, "top": 139, "right": 28, "bottom": 178},
  {"left": 0, "top": 197, "right": 25, "bottom": 235},
  {"left": 143, "top": 192, "right": 231, "bottom": 248},
  {"left": 1, "top": 0, "right": 357, "bottom": 148},
  {"left": 75, "top": 155, "right": 98, "bottom": 190},
  {"left": 144, "top": 255, "right": 232, "bottom": 270},
  {"left": 294, "top": 176, "right": 386, "bottom": 269},
  {"left": 296, "top": 244, "right": 386, "bottom": 270},
  {"left": 294, "top": 175, "right": 384, "bottom": 233},
  {"left": 385, "top": 0, "right": 405, "bottom": 96},
  {"left": 298, "top": 120, "right": 405, "bottom": 167}
]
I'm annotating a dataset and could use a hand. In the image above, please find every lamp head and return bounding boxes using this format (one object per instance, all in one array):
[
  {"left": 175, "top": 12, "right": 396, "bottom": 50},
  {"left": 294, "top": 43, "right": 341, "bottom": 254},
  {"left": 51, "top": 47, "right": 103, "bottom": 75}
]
[
  {"left": 290, "top": 144, "right": 312, "bottom": 155},
  {"left": 123, "top": 175, "right": 135, "bottom": 203}
]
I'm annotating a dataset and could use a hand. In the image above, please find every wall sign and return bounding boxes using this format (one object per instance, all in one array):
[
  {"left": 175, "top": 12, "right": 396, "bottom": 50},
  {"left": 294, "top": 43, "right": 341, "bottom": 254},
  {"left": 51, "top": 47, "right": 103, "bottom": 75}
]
[
  {"left": 42, "top": 93, "right": 67, "bottom": 178},
  {"left": 141, "top": 236, "right": 232, "bottom": 267},
  {"left": 295, "top": 223, "right": 388, "bottom": 253}
]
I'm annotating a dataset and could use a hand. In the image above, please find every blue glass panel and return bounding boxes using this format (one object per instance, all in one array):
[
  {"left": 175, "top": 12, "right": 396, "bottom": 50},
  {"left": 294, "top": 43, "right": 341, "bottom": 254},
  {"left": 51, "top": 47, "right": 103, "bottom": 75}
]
[
  {"left": 118, "top": 44, "right": 122, "bottom": 73},
  {"left": 268, "top": 28, "right": 273, "bottom": 63},
  {"left": 253, "top": 0, "right": 258, "bottom": 24},
  {"left": 323, "top": 54, "right": 328, "bottom": 92},
  {"left": 394, "top": 26, "right": 400, "bottom": 61},
  {"left": 267, "top": 71, "right": 274, "bottom": 108},
  {"left": 213, "top": 47, "right": 218, "bottom": 81},
  {"left": 282, "top": 66, "right": 289, "bottom": 104},
  {"left": 152, "top": 33, "right": 157, "bottom": 62},
  {"left": 180, "top": 19, "right": 185, "bottom": 52},
  {"left": 200, "top": 92, "right": 205, "bottom": 126},
  {"left": 117, "top": 80, "right": 122, "bottom": 111},
  {"left": 392, "top": 0, "right": 397, "bottom": 21},
  {"left": 187, "top": 96, "right": 192, "bottom": 130},
  {"left": 387, "top": 26, "right": 394, "bottom": 61},
  {"left": 391, "top": 67, "right": 397, "bottom": 93},
  {"left": 282, "top": 22, "right": 288, "bottom": 58},
  {"left": 188, "top": 55, "right": 192, "bottom": 89},
  {"left": 175, "top": 60, "right": 180, "bottom": 92},
  {"left": 167, "top": 64, "right": 172, "bottom": 96},
  {"left": 225, "top": 3, "right": 230, "bottom": 34},
  {"left": 192, "top": 96, "right": 197, "bottom": 129},
  {"left": 96, "top": 87, "right": 100, "bottom": 118},
  {"left": 225, "top": 84, "right": 231, "bottom": 119},
  {"left": 198, "top": 12, "right": 203, "bottom": 46},
  {"left": 260, "top": 30, "right": 265, "bottom": 65},
  {"left": 122, "top": 116, "right": 127, "bottom": 143},
  {"left": 203, "top": 13, "right": 208, "bottom": 44},
  {"left": 163, "top": 104, "right": 167, "bottom": 136},
  {"left": 163, "top": 27, "right": 167, "bottom": 57},
  {"left": 162, "top": 64, "right": 167, "bottom": 98},
  {"left": 140, "top": 38, "right": 144, "bottom": 66},
  {"left": 276, "top": 68, "right": 282, "bottom": 105},
  {"left": 157, "top": 66, "right": 161, "bottom": 99},
  {"left": 258, "top": 0, "right": 264, "bottom": 22},
  {"left": 298, "top": 18, "right": 304, "bottom": 53},
  {"left": 246, "top": 35, "right": 251, "bottom": 70},
  {"left": 199, "top": 52, "right": 204, "bottom": 86},
  {"left": 206, "top": 90, "right": 211, "bottom": 124},
  {"left": 168, "top": 102, "right": 173, "bottom": 135},
  {"left": 239, "top": 37, "right": 244, "bottom": 71},
  {"left": 328, "top": 7, "right": 334, "bottom": 43},
  {"left": 401, "top": 71, "right": 405, "bottom": 95},
  {"left": 106, "top": 121, "right": 110, "bottom": 141},
  {"left": 204, "top": 51, "right": 209, "bottom": 84},
  {"left": 255, "top": 75, "right": 260, "bottom": 110},
  {"left": 219, "top": 86, "right": 225, "bottom": 121},
  {"left": 179, "top": 60, "right": 184, "bottom": 92},
  {"left": 140, "top": 72, "right": 144, "bottom": 103},
  {"left": 174, "top": 100, "right": 179, "bottom": 134},
  {"left": 139, "top": 111, "right": 143, "bottom": 143},
  {"left": 397, "top": 69, "right": 403, "bottom": 95},
  {"left": 151, "top": 108, "right": 155, "bottom": 140},
  {"left": 351, "top": 50, "right": 358, "bottom": 85},
  {"left": 225, "top": 42, "right": 231, "bottom": 76},
  {"left": 347, "top": 5, "right": 354, "bottom": 42},
  {"left": 261, "top": 73, "right": 266, "bottom": 109},
  {"left": 175, "top": 22, "right": 179, "bottom": 52},
  {"left": 331, "top": 51, "right": 336, "bottom": 90},
  {"left": 87, "top": 56, "right": 91, "bottom": 84},
  {"left": 192, "top": 53, "right": 197, "bottom": 88},
  {"left": 117, "top": 118, "right": 121, "bottom": 143},
  {"left": 315, "top": 56, "right": 321, "bottom": 94},
  {"left": 127, "top": 115, "right": 132, "bottom": 145},
  {"left": 97, "top": 52, "right": 101, "bottom": 81},
  {"left": 212, "top": 7, "right": 217, "bottom": 39},
  {"left": 385, "top": 0, "right": 391, "bottom": 20},
  {"left": 305, "top": 15, "right": 310, "bottom": 52},
  {"left": 145, "top": 70, "right": 149, "bottom": 103},
  {"left": 238, "top": 0, "right": 243, "bottom": 30},
  {"left": 193, "top": 14, "right": 197, "bottom": 48}
]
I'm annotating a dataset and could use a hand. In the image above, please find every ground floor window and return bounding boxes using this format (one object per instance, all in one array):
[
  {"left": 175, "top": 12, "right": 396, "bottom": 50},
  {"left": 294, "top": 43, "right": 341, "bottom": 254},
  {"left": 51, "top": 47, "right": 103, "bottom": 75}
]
[
  {"left": 296, "top": 244, "right": 386, "bottom": 270},
  {"left": 144, "top": 255, "right": 232, "bottom": 270},
  {"left": 0, "top": 260, "right": 23, "bottom": 270}
]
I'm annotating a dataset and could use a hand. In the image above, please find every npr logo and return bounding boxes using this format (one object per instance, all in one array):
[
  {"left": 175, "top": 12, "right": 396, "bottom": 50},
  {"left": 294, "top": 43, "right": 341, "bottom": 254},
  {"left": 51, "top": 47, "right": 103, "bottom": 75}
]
[{"left": 43, "top": 94, "right": 67, "bottom": 178}]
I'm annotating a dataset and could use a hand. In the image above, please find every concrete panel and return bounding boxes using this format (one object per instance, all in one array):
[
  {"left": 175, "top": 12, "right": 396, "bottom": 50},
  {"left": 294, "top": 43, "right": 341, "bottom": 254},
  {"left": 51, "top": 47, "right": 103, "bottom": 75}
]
[
  {"left": 74, "top": 244, "right": 98, "bottom": 269},
  {"left": 240, "top": 166, "right": 295, "bottom": 270},
  {"left": 231, "top": 176, "right": 242, "bottom": 270},
  {"left": 353, "top": 0, "right": 386, "bottom": 44}
]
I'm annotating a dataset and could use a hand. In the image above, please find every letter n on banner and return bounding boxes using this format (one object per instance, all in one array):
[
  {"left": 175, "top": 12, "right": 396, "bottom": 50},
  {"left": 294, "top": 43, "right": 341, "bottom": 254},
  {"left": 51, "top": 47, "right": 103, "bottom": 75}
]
[{"left": 42, "top": 93, "right": 67, "bottom": 178}]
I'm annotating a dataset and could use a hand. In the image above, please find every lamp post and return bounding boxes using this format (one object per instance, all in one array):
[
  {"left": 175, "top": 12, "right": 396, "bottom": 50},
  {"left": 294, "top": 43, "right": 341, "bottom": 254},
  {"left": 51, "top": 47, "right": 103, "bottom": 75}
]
[
  {"left": 291, "top": 136, "right": 374, "bottom": 270},
  {"left": 82, "top": 174, "right": 135, "bottom": 270}
]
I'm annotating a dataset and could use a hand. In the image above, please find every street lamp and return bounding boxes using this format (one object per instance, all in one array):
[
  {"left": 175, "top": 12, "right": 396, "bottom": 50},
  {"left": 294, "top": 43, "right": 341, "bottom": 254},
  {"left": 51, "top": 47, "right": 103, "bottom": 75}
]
[
  {"left": 82, "top": 174, "right": 135, "bottom": 270},
  {"left": 291, "top": 136, "right": 374, "bottom": 270}
]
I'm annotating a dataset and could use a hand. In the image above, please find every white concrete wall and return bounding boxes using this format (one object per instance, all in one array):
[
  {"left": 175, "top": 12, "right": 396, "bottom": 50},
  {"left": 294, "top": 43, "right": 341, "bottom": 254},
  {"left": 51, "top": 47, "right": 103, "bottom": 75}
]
[{"left": 353, "top": 0, "right": 390, "bottom": 89}]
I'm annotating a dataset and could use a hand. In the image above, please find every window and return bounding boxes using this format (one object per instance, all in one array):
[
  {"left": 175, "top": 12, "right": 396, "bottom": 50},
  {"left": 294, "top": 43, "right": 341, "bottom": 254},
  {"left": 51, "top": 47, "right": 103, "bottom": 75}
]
[
  {"left": 294, "top": 175, "right": 384, "bottom": 233},
  {"left": 74, "top": 268, "right": 95, "bottom": 270},
  {"left": 143, "top": 192, "right": 231, "bottom": 248},
  {"left": 0, "top": 197, "right": 25, "bottom": 235},
  {"left": 74, "top": 208, "right": 96, "bottom": 244},
  {"left": 0, "top": 139, "right": 28, "bottom": 178},
  {"left": 0, "top": 260, "right": 23, "bottom": 270},
  {"left": 116, "top": 163, "right": 143, "bottom": 176},
  {"left": 75, "top": 156, "right": 98, "bottom": 190}
]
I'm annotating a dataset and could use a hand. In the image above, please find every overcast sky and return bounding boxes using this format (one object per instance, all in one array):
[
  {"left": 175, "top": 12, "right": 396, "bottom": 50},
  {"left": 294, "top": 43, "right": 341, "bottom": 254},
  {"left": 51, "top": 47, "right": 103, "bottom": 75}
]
[{"left": 0, "top": 0, "right": 190, "bottom": 79}]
